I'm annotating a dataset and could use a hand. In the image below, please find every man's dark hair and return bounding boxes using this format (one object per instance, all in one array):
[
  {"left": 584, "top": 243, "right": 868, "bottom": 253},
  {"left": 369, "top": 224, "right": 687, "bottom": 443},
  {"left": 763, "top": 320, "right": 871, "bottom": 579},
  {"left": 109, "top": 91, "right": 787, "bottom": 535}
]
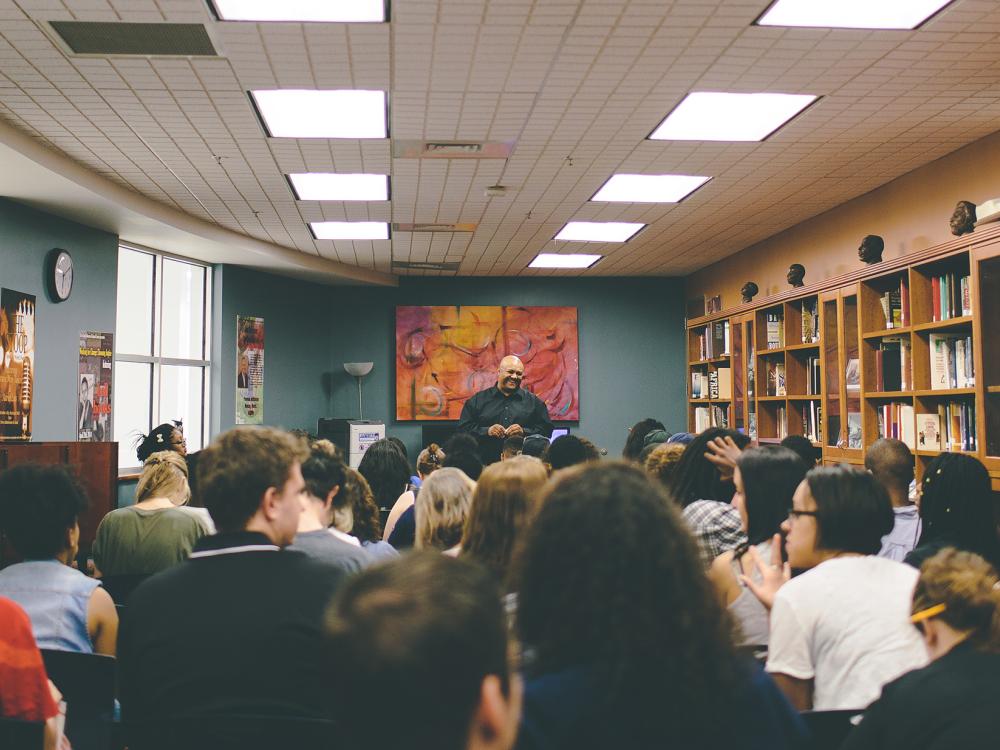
[
  {"left": 737, "top": 446, "right": 807, "bottom": 547},
  {"left": 623, "top": 418, "right": 665, "bottom": 461},
  {"left": 325, "top": 552, "right": 510, "bottom": 750},
  {"left": 357, "top": 439, "right": 411, "bottom": 510},
  {"left": 198, "top": 427, "right": 308, "bottom": 533},
  {"left": 521, "top": 435, "right": 549, "bottom": 458},
  {"left": 0, "top": 465, "right": 88, "bottom": 559},
  {"left": 669, "top": 428, "right": 750, "bottom": 507},
  {"left": 442, "top": 433, "right": 484, "bottom": 481},
  {"left": 806, "top": 465, "right": 894, "bottom": 555},
  {"left": 386, "top": 436, "right": 410, "bottom": 463},
  {"left": 780, "top": 435, "right": 820, "bottom": 466},
  {"left": 512, "top": 463, "right": 740, "bottom": 744},
  {"left": 543, "top": 435, "right": 600, "bottom": 472},
  {"left": 864, "top": 438, "right": 913, "bottom": 496},
  {"left": 501, "top": 435, "right": 524, "bottom": 458}
]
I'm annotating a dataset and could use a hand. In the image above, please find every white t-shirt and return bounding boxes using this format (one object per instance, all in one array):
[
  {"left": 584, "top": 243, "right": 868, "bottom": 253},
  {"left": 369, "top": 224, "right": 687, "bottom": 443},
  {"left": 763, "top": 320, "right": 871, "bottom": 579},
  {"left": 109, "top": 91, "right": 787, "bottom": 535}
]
[{"left": 766, "top": 555, "right": 927, "bottom": 710}]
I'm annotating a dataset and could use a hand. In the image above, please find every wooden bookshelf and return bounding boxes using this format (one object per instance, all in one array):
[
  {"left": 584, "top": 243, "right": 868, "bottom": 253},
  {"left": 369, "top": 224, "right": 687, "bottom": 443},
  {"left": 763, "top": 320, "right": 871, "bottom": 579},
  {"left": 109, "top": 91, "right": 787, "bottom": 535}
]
[{"left": 687, "top": 230, "right": 1000, "bottom": 488}]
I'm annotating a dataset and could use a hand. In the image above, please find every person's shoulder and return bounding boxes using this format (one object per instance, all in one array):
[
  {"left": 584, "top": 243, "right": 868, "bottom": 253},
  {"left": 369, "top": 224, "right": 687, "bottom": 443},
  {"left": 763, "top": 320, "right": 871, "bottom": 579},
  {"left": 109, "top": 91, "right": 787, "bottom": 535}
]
[{"left": 0, "top": 595, "right": 31, "bottom": 626}]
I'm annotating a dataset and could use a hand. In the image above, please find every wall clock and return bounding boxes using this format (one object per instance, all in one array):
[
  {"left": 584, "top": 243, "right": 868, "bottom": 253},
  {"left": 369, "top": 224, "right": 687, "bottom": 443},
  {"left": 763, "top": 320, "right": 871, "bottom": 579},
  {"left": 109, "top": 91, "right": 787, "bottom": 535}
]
[{"left": 46, "top": 248, "right": 74, "bottom": 302}]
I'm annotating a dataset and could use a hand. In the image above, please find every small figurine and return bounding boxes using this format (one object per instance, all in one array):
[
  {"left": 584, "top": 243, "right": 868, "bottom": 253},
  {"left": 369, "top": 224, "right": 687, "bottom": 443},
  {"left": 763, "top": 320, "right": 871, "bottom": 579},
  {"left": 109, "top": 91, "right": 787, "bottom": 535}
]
[
  {"left": 740, "top": 282, "right": 759, "bottom": 303},
  {"left": 858, "top": 234, "right": 884, "bottom": 264},
  {"left": 787, "top": 263, "right": 805, "bottom": 288},
  {"left": 949, "top": 200, "right": 977, "bottom": 236}
]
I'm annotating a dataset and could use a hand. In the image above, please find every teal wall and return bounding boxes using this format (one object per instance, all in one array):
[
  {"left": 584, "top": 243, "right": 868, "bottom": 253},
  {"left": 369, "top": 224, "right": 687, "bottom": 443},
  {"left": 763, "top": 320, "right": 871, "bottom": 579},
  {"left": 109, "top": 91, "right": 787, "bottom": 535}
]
[{"left": 0, "top": 198, "right": 119, "bottom": 442}]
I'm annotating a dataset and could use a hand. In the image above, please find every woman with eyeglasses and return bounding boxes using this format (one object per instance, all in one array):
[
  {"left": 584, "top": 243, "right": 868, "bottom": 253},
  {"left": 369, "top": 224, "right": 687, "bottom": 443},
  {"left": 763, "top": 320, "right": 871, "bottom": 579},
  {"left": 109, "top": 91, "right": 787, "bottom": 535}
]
[
  {"left": 841, "top": 547, "right": 1000, "bottom": 749},
  {"left": 743, "top": 466, "right": 927, "bottom": 711}
]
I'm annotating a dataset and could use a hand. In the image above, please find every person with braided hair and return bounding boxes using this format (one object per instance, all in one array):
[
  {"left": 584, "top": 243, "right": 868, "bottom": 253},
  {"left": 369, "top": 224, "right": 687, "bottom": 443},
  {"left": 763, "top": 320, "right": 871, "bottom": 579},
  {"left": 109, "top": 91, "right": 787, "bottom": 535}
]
[{"left": 843, "top": 547, "right": 1000, "bottom": 749}]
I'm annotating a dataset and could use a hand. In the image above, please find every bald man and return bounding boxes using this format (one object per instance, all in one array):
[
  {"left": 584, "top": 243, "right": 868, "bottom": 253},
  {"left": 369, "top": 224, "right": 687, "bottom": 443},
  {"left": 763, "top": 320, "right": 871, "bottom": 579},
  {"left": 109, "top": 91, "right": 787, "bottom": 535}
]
[{"left": 457, "top": 355, "right": 554, "bottom": 465}]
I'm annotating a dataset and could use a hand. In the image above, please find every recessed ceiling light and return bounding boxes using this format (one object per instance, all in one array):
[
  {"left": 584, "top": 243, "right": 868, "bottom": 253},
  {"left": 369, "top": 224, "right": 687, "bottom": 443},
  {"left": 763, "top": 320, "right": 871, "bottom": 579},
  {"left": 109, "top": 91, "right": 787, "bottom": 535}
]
[
  {"left": 757, "top": 0, "right": 953, "bottom": 29},
  {"left": 310, "top": 221, "right": 389, "bottom": 240},
  {"left": 592, "top": 174, "right": 711, "bottom": 203},
  {"left": 650, "top": 92, "right": 817, "bottom": 142},
  {"left": 251, "top": 90, "right": 386, "bottom": 138},
  {"left": 529, "top": 253, "right": 602, "bottom": 269},
  {"left": 554, "top": 222, "right": 645, "bottom": 243},
  {"left": 212, "top": 0, "right": 385, "bottom": 22},
  {"left": 288, "top": 173, "right": 388, "bottom": 201}
]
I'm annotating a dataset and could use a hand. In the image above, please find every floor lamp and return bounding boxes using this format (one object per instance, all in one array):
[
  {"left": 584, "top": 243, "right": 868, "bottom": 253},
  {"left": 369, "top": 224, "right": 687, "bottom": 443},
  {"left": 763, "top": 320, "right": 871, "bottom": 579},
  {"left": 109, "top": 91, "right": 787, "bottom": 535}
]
[{"left": 343, "top": 362, "right": 374, "bottom": 420}]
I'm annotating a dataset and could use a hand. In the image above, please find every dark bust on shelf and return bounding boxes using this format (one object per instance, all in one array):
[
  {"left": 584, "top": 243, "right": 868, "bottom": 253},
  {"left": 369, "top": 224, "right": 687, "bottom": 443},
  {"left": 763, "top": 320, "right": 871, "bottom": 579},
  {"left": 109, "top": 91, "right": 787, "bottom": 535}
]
[
  {"left": 950, "top": 200, "right": 977, "bottom": 236},
  {"left": 858, "top": 234, "right": 885, "bottom": 264},
  {"left": 740, "top": 281, "right": 759, "bottom": 303},
  {"left": 787, "top": 264, "right": 805, "bottom": 288}
]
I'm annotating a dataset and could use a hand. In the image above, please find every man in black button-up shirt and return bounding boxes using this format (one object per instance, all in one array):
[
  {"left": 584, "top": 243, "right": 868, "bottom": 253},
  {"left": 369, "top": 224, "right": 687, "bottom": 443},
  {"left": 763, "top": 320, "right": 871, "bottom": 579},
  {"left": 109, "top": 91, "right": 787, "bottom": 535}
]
[{"left": 458, "top": 355, "right": 554, "bottom": 464}]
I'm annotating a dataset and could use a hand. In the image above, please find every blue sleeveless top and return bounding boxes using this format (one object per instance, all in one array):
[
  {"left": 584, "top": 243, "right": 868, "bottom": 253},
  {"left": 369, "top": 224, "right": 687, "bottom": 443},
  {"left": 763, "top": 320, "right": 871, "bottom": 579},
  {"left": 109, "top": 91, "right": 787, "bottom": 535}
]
[{"left": 0, "top": 559, "right": 101, "bottom": 653}]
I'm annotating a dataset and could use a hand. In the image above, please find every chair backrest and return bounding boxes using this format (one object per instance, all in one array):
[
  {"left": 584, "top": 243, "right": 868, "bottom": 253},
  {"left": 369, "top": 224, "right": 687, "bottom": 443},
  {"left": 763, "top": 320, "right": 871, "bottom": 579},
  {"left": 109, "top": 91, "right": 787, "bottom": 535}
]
[
  {"left": 799, "top": 709, "right": 862, "bottom": 750},
  {"left": 40, "top": 649, "right": 116, "bottom": 750},
  {"left": 125, "top": 715, "right": 339, "bottom": 750},
  {"left": 100, "top": 574, "right": 149, "bottom": 606},
  {"left": 0, "top": 717, "right": 44, "bottom": 750}
]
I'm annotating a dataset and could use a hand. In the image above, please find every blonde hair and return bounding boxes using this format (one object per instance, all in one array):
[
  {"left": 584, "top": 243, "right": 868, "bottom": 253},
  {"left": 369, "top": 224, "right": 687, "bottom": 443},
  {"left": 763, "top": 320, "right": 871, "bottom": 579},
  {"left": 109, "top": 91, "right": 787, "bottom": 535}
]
[
  {"left": 416, "top": 443, "right": 445, "bottom": 477},
  {"left": 416, "top": 467, "right": 475, "bottom": 551},
  {"left": 136, "top": 450, "right": 190, "bottom": 506},
  {"left": 913, "top": 547, "right": 1000, "bottom": 652}
]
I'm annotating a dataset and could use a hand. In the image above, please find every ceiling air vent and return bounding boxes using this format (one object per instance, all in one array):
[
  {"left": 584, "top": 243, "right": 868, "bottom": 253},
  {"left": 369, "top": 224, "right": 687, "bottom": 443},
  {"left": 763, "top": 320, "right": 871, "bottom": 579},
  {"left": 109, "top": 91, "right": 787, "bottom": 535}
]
[
  {"left": 392, "top": 223, "right": 476, "bottom": 233},
  {"left": 393, "top": 140, "right": 515, "bottom": 159},
  {"left": 392, "top": 261, "right": 462, "bottom": 272},
  {"left": 49, "top": 21, "right": 218, "bottom": 56}
]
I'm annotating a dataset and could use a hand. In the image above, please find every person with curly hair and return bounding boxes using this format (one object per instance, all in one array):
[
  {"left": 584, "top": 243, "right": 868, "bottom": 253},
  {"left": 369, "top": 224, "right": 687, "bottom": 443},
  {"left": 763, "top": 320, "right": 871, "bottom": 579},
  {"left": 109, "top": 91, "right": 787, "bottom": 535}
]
[
  {"left": 843, "top": 548, "right": 1000, "bottom": 749},
  {"left": 905, "top": 453, "right": 1000, "bottom": 570},
  {"left": 335, "top": 467, "right": 399, "bottom": 562},
  {"left": 461, "top": 455, "right": 548, "bottom": 589},
  {"left": 511, "top": 462, "right": 805, "bottom": 750},
  {"left": 642, "top": 442, "right": 685, "bottom": 490},
  {"left": 622, "top": 418, "right": 665, "bottom": 462}
]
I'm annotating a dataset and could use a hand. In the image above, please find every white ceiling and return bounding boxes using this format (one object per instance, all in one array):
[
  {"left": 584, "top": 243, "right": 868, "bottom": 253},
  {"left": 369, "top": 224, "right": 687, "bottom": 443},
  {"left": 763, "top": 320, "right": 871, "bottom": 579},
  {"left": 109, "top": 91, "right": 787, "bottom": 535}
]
[{"left": 1, "top": 0, "right": 999, "bottom": 280}]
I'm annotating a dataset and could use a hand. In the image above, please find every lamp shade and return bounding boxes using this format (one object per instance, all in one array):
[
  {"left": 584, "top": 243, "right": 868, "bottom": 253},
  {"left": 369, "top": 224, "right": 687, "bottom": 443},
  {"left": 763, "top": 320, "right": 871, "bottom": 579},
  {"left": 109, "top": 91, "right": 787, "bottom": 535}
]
[{"left": 344, "top": 362, "right": 374, "bottom": 377}]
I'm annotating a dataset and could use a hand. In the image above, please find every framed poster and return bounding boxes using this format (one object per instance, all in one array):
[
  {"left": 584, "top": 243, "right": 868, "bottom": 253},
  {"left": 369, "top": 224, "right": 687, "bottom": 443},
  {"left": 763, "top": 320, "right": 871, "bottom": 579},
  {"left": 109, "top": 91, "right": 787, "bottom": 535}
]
[
  {"left": 395, "top": 305, "right": 579, "bottom": 421},
  {"left": 79, "top": 331, "right": 113, "bottom": 441},
  {"left": 0, "top": 289, "right": 35, "bottom": 441},
  {"left": 236, "top": 315, "right": 264, "bottom": 424}
]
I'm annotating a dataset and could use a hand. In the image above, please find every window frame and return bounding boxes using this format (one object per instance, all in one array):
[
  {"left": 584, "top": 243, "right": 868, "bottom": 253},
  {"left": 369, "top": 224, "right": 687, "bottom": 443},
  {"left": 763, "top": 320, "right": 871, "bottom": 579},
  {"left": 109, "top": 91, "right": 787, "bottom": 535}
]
[{"left": 114, "top": 244, "right": 213, "bottom": 474}]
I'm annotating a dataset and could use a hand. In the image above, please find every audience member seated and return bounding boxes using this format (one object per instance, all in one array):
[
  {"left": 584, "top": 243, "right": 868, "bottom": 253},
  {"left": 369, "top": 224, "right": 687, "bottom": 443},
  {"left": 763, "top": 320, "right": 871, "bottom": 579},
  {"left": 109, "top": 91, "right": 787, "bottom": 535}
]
[
  {"left": 745, "top": 466, "right": 927, "bottom": 710},
  {"left": 512, "top": 462, "right": 806, "bottom": 750},
  {"left": 443, "top": 432, "right": 485, "bottom": 481},
  {"left": 520, "top": 435, "right": 549, "bottom": 458},
  {"left": 541, "top": 435, "right": 600, "bottom": 473},
  {"left": 135, "top": 420, "right": 208, "bottom": 515},
  {"left": 336, "top": 467, "right": 399, "bottom": 562},
  {"left": 360, "top": 438, "right": 412, "bottom": 517},
  {"left": 865, "top": 438, "right": 921, "bottom": 562},
  {"left": 0, "top": 465, "right": 117, "bottom": 655},
  {"left": 93, "top": 451, "right": 208, "bottom": 588},
  {"left": 666, "top": 431, "right": 695, "bottom": 446},
  {"left": 670, "top": 428, "right": 750, "bottom": 566},
  {"left": 904, "top": 453, "right": 1000, "bottom": 570},
  {"left": 289, "top": 439, "right": 372, "bottom": 573},
  {"left": 622, "top": 418, "right": 665, "bottom": 462},
  {"left": 707, "top": 446, "right": 807, "bottom": 646},
  {"left": 387, "top": 436, "right": 421, "bottom": 489},
  {"left": 118, "top": 427, "right": 348, "bottom": 727},
  {"left": 842, "top": 547, "right": 1000, "bottom": 750},
  {"left": 0, "top": 597, "right": 66, "bottom": 750},
  {"left": 643, "top": 442, "right": 684, "bottom": 489},
  {"left": 325, "top": 552, "right": 521, "bottom": 750},
  {"left": 383, "top": 442, "right": 444, "bottom": 544},
  {"left": 779, "top": 435, "right": 821, "bottom": 466},
  {"left": 501, "top": 435, "right": 524, "bottom": 460},
  {"left": 461, "top": 456, "right": 548, "bottom": 589},
  {"left": 416, "top": 467, "right": 476, "bottom": 554}
]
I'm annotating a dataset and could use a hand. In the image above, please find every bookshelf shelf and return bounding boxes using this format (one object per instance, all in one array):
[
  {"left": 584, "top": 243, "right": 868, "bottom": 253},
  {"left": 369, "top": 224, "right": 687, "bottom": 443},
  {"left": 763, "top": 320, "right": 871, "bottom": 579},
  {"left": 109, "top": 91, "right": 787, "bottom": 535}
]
[
  {"left": 862, "top": 327, "right": 911, "bottom": 340},
  {"left": 787, "top": 394, "right": 822, "bottom": 400},
  {"left": 757, "top": 437, "right": 782, "bottom": 445},
  {"left": 785, "top": 342, "right": 820, "bottom": 351},
  {"left": 689, "top": 398, "right": 711, "bottom": 404},
  {"left": 757, "top": 348, "right": 785, "bottom": 356},
  {"left": 865, "top": 391, "right": 913, "bottom": 399},
  {"left": 688, "top": 356, "right": 730, "bottom": 365},
  {"left": 912, "top": 316, "right": 973, "bottom": 332},
  {"left": 912, "top": 388, "right": 976, "bottom": 397},
  {"left": 988, "top": 385, "right": 1000, "bottom": 394},
  {"left": 757, "top": 396, "right": 786, "bottom": 402}
]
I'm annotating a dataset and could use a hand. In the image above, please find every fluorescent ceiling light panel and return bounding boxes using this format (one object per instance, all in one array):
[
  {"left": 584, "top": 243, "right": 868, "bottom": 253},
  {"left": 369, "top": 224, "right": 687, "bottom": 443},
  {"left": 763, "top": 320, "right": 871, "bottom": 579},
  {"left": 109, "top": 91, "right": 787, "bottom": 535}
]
[
  {"left": 310, "top": 221, "right": 389, "bottom": 240},
  {"left": 212, "top": 0, "right": 385, "bottom": 22},
  {"left": 529, "top": 253, "right": 602, "bottom": 269},
  {"left": 650, "top": 92, "right": 817, "bottom": 142},
  {"left": 251, "top": 90, "right": 386, "bottom": 138},
  {"left": 554, "top": 222, "right": 645, "bottom": 243},
  {"left": 757, "top": 0, "right": 953, "bottom": 30},
  {"left": 289, "top": 173, "right": 388, "bottom": 201},
  {"left": 592, "top": 174, "right": 710, "bottom": 203}
]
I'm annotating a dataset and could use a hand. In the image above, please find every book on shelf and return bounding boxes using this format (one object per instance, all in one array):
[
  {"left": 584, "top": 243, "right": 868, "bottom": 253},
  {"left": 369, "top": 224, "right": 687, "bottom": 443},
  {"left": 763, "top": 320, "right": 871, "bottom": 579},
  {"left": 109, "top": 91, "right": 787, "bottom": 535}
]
[
  {"left": 931, "top": 272, "right": 972, "bottom": 321},
  {"left": 806, "top": 355, "right": 821, "bottom": 394},
  {"left": 874, "top": 336, "right": 906, "bottom": 392},
  {"left": 936, "top": 400, "right": 976, "bottom": 452},
  {"left": 766, "top": 311, "right": 784, "bottom": 349},
  {"left": 748, "top": 411, "right": 758, "bottom": 440},
  {"left": 876, "top": 402, "right": 915, "bottom": 449},
  {"left": 691, "top": 371, "right": 709, "bottom": 399},
  {"left": 929, "top": 334, "right": 975, "bottom": 390},
  {"left": 827, "top": 415, "right": 841, "bottom": 448},
  {"left": 900, "top": 275, "right": 910, "bottom": 327},
  {"left": 800, "top": 299, "right": 819, "bottom": 343},
  {"left": 695, "top": 406, "right": 711, "bottom": 433},
  {"left": 765, "top": 361, "right": 786, "bottom": 397},
  {"left": 712, "top": 405, "right": 729, "bottom": 429},
  {"left": 802, "top": 401, "right": 822, "bottom": 443},
  {"left": 698, "top": 320, "right": 732, "bottom": 359},
  {"left": 879, "top": 287, "right": 903, "bottom": 329},
  {"left": 917, "top": 413, "right": 941, "bottom": 450},
  {"left": 747, "top": 346, "right": 755, "bottom": 398},
  {"left": 847, "top": 412, "right": 862, "bottom": 449},
  {"left": 716, "top": 367, "right": 732, "bottom": 400},
  {"left": 777, "top": 406, "right": 788, "bottom": 439}
]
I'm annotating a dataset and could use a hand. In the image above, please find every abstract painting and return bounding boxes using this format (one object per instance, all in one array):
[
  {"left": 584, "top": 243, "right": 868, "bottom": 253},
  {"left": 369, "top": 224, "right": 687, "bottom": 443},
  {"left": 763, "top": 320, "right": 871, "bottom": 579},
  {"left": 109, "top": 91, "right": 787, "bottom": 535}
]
[{"left": 396, "top": 306, "right": 579, "bottom": 421}]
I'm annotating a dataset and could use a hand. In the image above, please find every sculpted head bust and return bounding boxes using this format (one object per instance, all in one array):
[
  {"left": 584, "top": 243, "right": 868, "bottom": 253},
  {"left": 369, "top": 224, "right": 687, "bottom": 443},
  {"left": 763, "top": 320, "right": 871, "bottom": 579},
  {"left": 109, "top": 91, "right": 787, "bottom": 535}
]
[
  {"left": 949, "top": 201, "right": 977, "bottom": 236},
  {"left": 740, "top": 281, "right": 759, "bottom": 303},
  {"left": 858, "top": 235, "right": 885, "bottom": 264},
  {"left": 787, "top": 264, "right": 805, "bottom": 288}
]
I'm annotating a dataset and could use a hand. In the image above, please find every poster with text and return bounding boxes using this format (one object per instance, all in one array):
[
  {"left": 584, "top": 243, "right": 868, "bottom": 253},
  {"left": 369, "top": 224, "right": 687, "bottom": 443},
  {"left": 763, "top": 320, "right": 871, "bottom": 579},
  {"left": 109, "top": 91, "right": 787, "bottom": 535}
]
[
  {"left": 236, "top": 315, "right": 264, "bottom": 424},
  {"left": 0, "top": 289, "right": 35, "bottom": 440},
  {"left": 79, "top": 331, "right": 113, "bottom": 442}
]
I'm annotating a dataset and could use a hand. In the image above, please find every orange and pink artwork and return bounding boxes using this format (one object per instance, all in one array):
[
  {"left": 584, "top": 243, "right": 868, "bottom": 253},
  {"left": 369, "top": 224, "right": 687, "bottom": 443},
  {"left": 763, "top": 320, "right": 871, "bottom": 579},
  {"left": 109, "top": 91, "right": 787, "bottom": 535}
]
[{"left": 395, "top": 306, "right": 579, "bottom": 421}]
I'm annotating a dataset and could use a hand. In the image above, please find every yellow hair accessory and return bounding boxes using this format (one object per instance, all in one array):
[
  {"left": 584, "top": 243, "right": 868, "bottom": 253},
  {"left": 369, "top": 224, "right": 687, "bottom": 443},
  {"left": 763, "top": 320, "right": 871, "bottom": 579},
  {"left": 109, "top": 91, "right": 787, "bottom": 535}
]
[{"left": 910, "top": 603, "right": 947, "bottom": 624}]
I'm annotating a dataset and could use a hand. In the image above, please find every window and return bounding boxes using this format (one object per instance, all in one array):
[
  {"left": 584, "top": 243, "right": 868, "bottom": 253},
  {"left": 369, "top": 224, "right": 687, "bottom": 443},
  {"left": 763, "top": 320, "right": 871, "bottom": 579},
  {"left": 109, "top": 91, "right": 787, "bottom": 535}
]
[{"left": 113, "top": 246, "right": 212, "bottom": 472}]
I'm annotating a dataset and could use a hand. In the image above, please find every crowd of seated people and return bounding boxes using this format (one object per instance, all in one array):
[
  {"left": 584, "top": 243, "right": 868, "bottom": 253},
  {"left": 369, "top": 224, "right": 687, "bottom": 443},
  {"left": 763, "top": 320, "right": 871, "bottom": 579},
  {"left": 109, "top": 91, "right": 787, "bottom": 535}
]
[{"left": 2, "top": 414, "right": 1000, "bottom": 750}]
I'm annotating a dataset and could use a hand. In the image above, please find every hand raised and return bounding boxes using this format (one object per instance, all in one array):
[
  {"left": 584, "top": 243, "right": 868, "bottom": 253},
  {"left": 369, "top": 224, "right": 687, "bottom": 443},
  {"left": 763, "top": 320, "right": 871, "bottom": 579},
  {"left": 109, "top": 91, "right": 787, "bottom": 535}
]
[
  {"left": 739, "top": 534, "right": 790, "bottom": 610},
  {"left": 704, "top": 435, "right": 743, "bottom": 480}
]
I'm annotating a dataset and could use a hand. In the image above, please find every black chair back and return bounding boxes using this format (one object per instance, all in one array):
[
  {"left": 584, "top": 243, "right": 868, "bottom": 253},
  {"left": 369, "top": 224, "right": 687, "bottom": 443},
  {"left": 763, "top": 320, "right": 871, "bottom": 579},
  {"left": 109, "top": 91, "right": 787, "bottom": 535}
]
[
  {"left": 125, "top": 715, "right": 339, "bottom": 750},
  {"left": 40, "top": 649, "right": 116, "bottom": 750},
  {"left": 0, "top": 717, "right": 44, "bottom": 750},
  {"left": 100, "top": 574, "right": 149, "bottom": 606},
  {"left": 800, "top": 709, "right": 861, "bottom": 750}
]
